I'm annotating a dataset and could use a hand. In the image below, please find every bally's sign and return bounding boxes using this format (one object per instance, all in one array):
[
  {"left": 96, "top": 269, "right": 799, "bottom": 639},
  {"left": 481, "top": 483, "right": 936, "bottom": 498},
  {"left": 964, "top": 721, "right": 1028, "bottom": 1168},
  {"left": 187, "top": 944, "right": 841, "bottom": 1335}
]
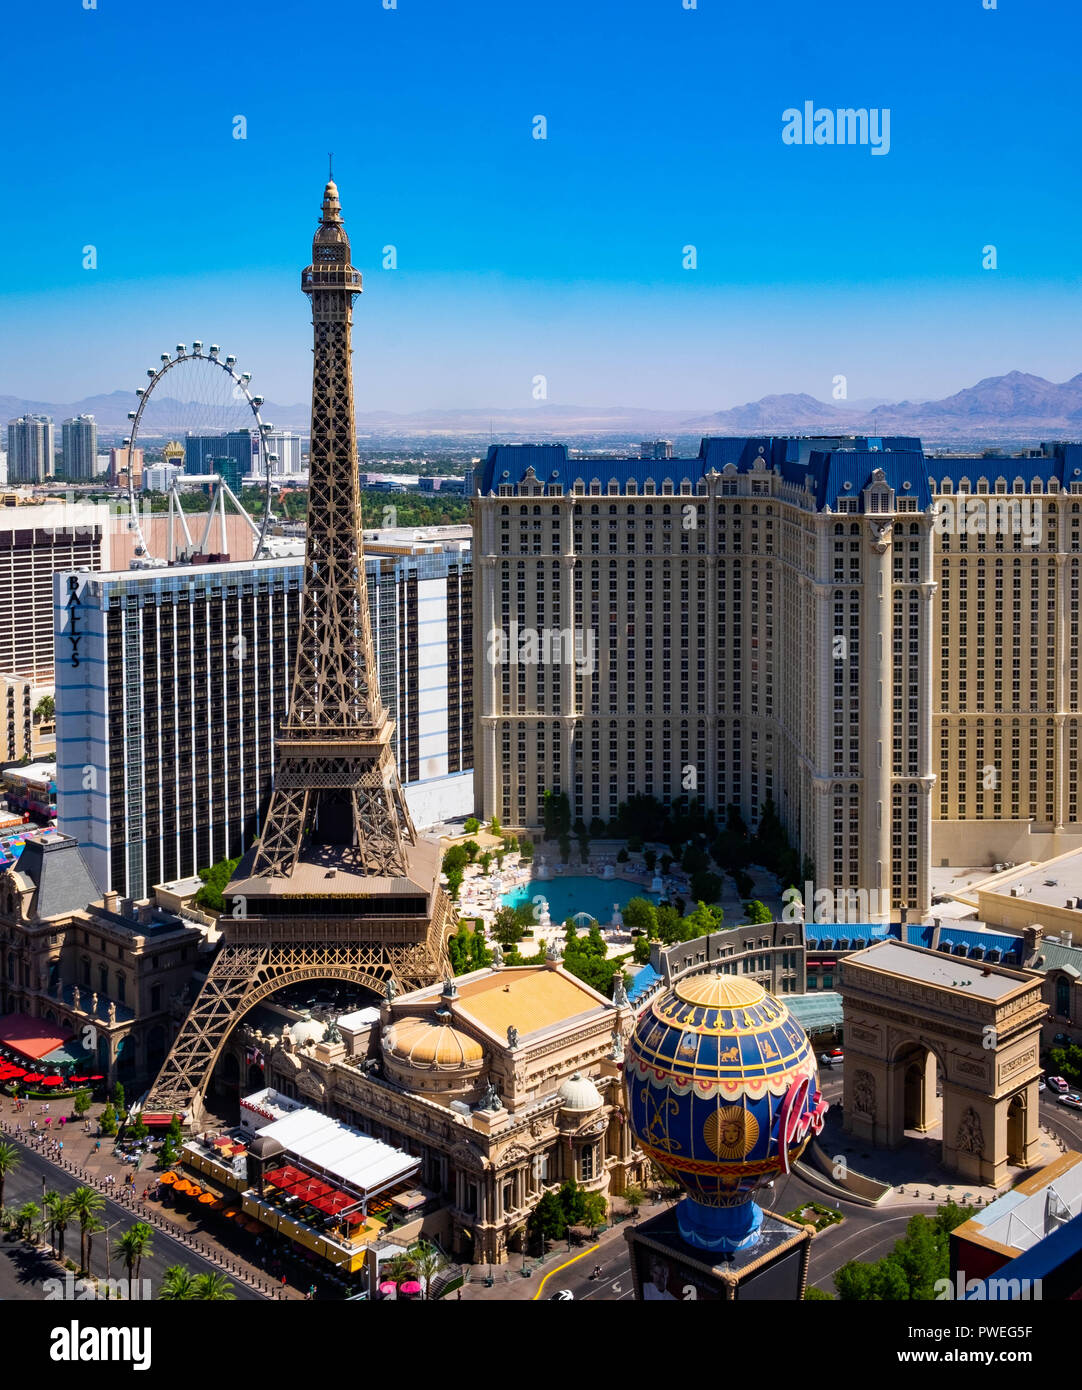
[{"left": 66, "top": 574, "right": 82, "bottom": 668}]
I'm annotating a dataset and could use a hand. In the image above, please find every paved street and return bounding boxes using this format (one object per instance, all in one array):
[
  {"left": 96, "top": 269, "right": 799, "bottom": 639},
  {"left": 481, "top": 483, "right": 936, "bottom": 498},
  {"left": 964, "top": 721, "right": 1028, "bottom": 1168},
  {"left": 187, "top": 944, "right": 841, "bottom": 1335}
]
[{"left": 0, "top": 1140, "right": 263, "bottom": 1301}]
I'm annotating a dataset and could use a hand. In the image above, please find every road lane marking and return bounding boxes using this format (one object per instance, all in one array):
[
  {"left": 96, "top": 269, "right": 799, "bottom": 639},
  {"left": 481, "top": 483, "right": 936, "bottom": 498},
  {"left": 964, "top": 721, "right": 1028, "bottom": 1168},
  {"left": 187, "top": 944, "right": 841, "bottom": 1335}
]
[{"left": 532, "top": 1243, "right": 600, "bottom": 1301}]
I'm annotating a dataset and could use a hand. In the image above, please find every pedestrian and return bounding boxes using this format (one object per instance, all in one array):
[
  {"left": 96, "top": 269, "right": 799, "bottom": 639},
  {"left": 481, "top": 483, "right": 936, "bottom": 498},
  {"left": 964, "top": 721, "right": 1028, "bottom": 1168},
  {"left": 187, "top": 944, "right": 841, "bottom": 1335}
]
[{"left": 95, "top": 1139, "right": 101, "bottom": 1152}]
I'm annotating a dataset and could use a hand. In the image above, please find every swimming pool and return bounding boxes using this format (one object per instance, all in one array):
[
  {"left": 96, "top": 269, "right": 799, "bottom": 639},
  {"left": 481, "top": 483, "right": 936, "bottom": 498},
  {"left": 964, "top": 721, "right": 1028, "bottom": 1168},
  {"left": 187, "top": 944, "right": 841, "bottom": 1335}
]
[{"left": 502, "top": 875, "right": 660, "bottom": 926}]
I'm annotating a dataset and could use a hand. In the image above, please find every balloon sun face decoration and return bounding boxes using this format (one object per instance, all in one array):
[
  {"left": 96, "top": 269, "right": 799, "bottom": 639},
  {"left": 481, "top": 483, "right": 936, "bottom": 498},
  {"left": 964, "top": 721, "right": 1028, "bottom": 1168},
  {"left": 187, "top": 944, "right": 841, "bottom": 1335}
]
[{"left": 625, "top": 973, "right": 828, "bottom": 1253}]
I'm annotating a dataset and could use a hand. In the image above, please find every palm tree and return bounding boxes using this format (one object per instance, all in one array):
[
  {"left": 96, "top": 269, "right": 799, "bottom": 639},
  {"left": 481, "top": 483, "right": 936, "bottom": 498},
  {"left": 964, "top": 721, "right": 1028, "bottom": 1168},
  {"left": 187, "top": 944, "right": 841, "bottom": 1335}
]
[
  {"left": 158, "top": 1264, "right": 197, "bottom": 1301},
  {"left": 42, "top": 1190, "right": 63, "bottom": 1254},
  {"left": 16, "top": 1200, "right": 41, "bottom": 1242},
  {"left": 113, "top": 1222, "right": 153, "bottom": 1299},
  {"left": 0, "top": 1140, "right": 20, "bottom": 1209},
  {"left": 53, "top": 1196, "right": 76, "bottom": 1264},
  {"left": 382, "top": 1251, "right": 416, "bottom": 1288},
  {"left": 407, "top": 1240, "right": 448, "bottom": 1300},
  {"left": 83, "top": 1215, "right": 106, "bottom": 1278},
  {"left": 189, "top": 1271, "right": 236, "bottom": 1301},
  {"left": 70, "top": 1186, "right": 105, "bottom": 1272}
]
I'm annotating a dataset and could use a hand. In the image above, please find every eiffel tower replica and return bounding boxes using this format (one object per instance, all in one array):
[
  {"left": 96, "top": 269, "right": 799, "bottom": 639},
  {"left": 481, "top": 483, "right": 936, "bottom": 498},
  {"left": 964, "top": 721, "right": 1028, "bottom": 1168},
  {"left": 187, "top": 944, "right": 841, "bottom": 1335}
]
[{"left": 145, "top": 175, "right": 452, "bottom": 1122}]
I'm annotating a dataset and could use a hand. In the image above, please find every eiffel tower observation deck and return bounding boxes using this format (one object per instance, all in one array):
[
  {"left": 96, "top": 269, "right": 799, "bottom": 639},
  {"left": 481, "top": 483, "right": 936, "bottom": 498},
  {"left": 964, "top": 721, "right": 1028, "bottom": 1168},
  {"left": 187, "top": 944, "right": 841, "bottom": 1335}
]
[{"left": 145, "top": 177, "right": 452, "bottom": 1123}]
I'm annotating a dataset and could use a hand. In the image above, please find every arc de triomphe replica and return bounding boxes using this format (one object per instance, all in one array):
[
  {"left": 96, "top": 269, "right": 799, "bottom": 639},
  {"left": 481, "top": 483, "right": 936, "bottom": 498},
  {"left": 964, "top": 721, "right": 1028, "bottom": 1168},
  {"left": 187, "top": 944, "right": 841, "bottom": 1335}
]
[{"left": 837, "top": 940, "right": 1045, "bottom": 1188}]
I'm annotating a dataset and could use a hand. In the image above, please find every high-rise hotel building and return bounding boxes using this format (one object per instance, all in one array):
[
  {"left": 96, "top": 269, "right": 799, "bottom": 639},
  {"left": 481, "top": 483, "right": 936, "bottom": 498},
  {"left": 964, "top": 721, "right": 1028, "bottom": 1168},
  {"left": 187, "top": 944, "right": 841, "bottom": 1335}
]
[
  {"left": 474, "top": 436, "right": 1082, "bottom": 919},
  {"left": 56, "top": 531, "right": 474, "bottom": 898},
  {"left": 7, "top": 415, "right": 54, "bottom": 483},
  {"left": 929, "top": 442, "right": 1082, "bottom": 865}
]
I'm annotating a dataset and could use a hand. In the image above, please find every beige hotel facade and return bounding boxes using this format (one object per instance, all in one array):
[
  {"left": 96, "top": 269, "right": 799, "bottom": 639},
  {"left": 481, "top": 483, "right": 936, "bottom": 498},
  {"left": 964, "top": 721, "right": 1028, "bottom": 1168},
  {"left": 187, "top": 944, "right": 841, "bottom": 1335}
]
[{"left": 472, "top": 437, "right": 1082, "bottom": 922}]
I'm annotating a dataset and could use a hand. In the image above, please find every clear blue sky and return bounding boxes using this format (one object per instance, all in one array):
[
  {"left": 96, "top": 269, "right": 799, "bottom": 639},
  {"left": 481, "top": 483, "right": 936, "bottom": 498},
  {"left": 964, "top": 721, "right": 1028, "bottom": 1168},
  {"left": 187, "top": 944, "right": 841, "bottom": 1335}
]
[{"left": 2, "top": 0, "right": 1080, "bottom": 412}]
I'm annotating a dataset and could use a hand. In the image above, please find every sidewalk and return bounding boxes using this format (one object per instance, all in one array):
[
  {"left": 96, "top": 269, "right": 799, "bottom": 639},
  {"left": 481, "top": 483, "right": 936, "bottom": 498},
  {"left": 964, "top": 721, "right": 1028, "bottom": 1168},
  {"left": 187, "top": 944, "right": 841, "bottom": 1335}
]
[{"left": 0, "top": 1095, "right": 306, "bottom": 1299}]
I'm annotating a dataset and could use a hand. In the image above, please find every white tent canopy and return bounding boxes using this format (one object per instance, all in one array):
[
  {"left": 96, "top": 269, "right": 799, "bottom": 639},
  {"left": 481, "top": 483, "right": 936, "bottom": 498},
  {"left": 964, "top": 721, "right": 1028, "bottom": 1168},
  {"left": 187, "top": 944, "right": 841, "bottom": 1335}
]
[{"left": 258, "top": 1105, "right": 420, "bottom": 1198}]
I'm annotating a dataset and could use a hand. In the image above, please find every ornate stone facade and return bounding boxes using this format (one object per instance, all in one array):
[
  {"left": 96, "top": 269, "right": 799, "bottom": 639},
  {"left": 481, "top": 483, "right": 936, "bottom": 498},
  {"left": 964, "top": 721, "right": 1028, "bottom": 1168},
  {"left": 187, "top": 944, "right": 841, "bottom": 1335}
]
[
  {"left": 838, "top": 940, "right": 1045, "bottom": 1187},
  {"left": 227, "top": 962, "right": 646, "bottom": 1265}
]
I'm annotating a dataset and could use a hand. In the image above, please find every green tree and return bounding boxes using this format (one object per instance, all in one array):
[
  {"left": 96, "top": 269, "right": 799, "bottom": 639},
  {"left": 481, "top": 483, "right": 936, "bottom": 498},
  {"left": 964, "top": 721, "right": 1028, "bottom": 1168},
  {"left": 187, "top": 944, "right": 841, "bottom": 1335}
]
[
  {"left": 16, "top": 1200, "right": 42, "bottom": 1242},
  {"left": 804, "top": 1285, "right": 834, "bottom": 1300},
  {"left": 113, "top": 1222, "right": 154, "bottom": 1299},
  {"left": 622, "top": 1185, "right": 646, "bottom": 1217},
  {"left": 528, "top": 1191, "right": 567, "bottom": 1251},
  {"left": 442, "top": 844, "right": 469, "bottom": 874},
  {"left": 51, "top": 1195, "right": 76, "bottom": 1263},
  {"left": 463, "top": 839, "right": 480, "bottom": 863},
  {"left": 492, "top": 906, "right": 525, "bottom": 949},
  {"left": 489, "top": 815, "right": 501, "bottom": 836},
  {"left": 112, "top": 1081, "right": 126, "bottom": 1112},
  {"left": 623, "top": 897, "right": 658, "bottom": 938},
  {"left": 833, "top": 1202, "right": 974, "bottom": 1300},
  {"left": 70, "top": 1185, "right": 104, "bottom": 1272},
  {"left": 193, "top": 855, "right": 241, "bottom": 913},
  {"left": 34, "top": 694, "right": 55, "bottom": 723},
  {"left": 445, "top": 868, "right": 463, "bottom": 901},
  {"left": 542, "top": 789, "right": 571, "bottom": 841},
  {"left": 644, "top": 849, "right": 657, "bottom": 873},
  {"left": 479, "top": 851, "right": 493, "bottom": 874},
  {"left": 189, "top": 1271, "right": 237, "bottom": 1301},
  {"left": 518, "top": 836, "right": 534, "bottom": 863},
  {"left": 0, "top": 1140, "right": 20, "bottom": 1209},
  {"left": 744, "top": 899, "right": 773, "bottom": 925},
  {"left": 581, "top": 1191, "right": 608, "bottom": 1237},
  {"left": 408, "top": 1239, "right": 448, "bottom": 1300},
  {"left": 463, "top": 817, "right": 480, "bottom": 834},
  {"left": 558, "top": 1179, "right": 587, "bottom": 1226},
  {"left": 690, "top": 869, "right": 722, "bottom": 904},
  {"left": 632, "top": 935, "right": 652, "bottom": 964},
  {"left": 383, "top": 1251, "right": 416, "bottom": 1285},
  {"left": 558, "top": 833, "right": 571, "bottom": 864},
  {"left": 99, "top": 1102, "right": 118, "bottom": 1137},
  {"left": 659, "top": 854, "right": 673, "bottom": 875},
  {"left": 83, "top": 1215, "right": 106, "bottom": 1276},
  {"left": 72, "top": 1088, "right": 92, "bottom": 1118},
  {"left": 158, "top": 1264, "right": 197, "bottom": 1300}
]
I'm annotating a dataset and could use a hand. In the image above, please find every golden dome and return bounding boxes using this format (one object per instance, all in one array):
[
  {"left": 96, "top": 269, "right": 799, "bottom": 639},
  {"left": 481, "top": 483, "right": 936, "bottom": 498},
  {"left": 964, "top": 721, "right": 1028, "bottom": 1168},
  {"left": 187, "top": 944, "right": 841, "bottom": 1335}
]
[
  {"left": 382, "top": 1015, "right": 484, "bottom": 1070},
  {"left": 673, "top": 975, "right": 767, "bottom": 1009}
]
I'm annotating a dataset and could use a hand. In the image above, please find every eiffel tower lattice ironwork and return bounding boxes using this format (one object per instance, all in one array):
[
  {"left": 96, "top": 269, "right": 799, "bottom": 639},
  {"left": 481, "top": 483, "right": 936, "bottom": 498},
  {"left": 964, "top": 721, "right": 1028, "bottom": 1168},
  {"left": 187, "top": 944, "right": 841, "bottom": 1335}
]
[{"left": 145, "top": 177, "right": 451, "bottom": 1122}]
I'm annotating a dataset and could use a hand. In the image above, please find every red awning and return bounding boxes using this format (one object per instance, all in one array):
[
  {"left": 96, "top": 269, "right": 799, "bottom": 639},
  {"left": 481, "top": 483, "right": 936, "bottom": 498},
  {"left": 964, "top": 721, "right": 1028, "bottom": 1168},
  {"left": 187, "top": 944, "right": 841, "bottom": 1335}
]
[
  {"left": 292, "top": 1176, "right": 334, "bottom": 1201},
  {"left": 264, "top": 1164, "right": 307, "bottom": 1191},
  {"left": 0, "top": 1014, "right": 74, "bottom": 1061},
  {"left": 309, "top": 1190, "right": 358, "bottom": 1216}
]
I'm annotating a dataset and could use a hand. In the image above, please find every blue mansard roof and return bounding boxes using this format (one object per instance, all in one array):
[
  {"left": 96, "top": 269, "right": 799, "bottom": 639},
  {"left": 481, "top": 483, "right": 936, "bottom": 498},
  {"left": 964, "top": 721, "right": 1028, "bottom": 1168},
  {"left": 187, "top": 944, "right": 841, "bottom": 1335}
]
[
  {"left": 477, "top": 436, "right": 933, "bottom": 508},
  {"left": 927, "top": 443, "right": 1082, "bottom": 493}
]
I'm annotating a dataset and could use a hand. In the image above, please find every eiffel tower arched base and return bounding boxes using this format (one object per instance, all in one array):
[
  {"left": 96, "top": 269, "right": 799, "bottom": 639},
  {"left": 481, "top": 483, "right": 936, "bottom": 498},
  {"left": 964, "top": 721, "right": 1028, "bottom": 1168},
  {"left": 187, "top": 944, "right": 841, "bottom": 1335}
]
[{"left": 144, "top": 937, "right": 444, "bottom": 1126}]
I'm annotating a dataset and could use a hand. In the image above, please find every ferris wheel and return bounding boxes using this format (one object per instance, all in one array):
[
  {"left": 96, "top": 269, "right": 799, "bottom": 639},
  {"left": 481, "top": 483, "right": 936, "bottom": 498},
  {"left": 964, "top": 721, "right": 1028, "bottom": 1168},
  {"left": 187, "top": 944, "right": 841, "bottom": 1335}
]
[{"left": 122, "top": 342, "right": 288, "bottom": 565}]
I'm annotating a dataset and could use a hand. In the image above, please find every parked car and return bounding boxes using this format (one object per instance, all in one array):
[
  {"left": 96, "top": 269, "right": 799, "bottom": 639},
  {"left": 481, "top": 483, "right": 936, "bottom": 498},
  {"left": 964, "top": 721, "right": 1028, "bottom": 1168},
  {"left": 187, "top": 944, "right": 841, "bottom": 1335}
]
[
  {"left": 1038, "top": 1079, "right": 1046, "bottom": 1092},
  {"left": 549, "top": 1289, "right": 574, "bottom": 1301},
  {"left": 819, "top": 1049, "right": 844, "bottom": 1067},
  {"left": 1047, "top": 1075, "right": 1070, "bottom": 1094},
  {"left": 1057, "top": 1092, "right": 1082, "bottom": 1111},
  {"left": 1053, "top": 1033, "right": 1072, "bottom": 1046}
]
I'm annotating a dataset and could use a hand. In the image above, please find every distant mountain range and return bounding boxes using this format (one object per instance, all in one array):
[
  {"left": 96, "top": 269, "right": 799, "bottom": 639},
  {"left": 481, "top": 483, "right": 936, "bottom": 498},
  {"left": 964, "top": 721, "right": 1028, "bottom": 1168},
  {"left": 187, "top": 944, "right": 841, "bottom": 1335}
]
[{"left": 6, "top": 371, "right": 1082, "bottom": 446}]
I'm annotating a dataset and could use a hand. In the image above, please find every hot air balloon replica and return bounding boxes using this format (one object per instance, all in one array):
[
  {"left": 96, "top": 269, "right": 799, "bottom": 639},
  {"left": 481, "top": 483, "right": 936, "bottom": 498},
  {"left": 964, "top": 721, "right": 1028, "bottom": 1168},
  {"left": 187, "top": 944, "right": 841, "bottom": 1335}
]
[{"left": 625, "top": 973, "right": 828, "bottom": 1255}]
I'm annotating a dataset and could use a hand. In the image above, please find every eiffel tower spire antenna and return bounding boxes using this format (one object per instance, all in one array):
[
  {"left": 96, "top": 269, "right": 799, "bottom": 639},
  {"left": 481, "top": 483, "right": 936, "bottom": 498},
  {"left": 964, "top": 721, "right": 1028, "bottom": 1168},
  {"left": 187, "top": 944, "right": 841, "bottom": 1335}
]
[{"left": 144, "top": 177, "right": 451, "bottom": 1123}]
